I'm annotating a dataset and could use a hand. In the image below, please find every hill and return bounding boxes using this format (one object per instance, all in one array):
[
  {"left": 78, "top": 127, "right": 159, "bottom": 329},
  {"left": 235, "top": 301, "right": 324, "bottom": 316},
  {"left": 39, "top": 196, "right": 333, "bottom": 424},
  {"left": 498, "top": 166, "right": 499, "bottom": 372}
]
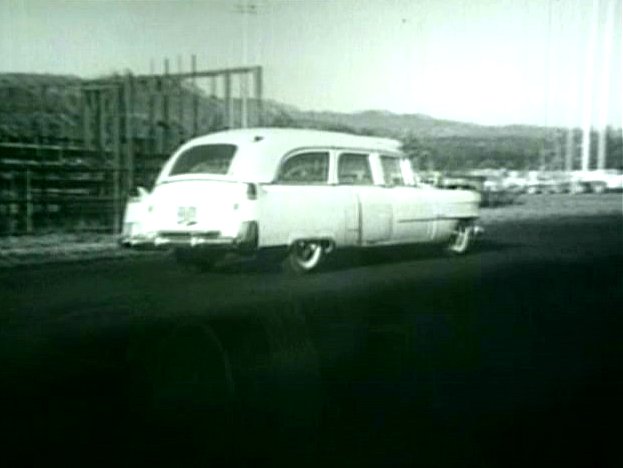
[{"left": 0, "top": 73, "right": 620, "bottom": 170}]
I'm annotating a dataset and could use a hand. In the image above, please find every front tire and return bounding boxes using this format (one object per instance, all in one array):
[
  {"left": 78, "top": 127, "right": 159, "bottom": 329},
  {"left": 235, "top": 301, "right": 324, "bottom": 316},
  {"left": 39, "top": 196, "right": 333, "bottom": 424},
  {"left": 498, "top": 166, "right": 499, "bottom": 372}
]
[
  {"left": 283, "top": 240, "right": 325, "bottom": 274},
  {"left": 446, "top": 221, "right": 473, "bottom": 255}
]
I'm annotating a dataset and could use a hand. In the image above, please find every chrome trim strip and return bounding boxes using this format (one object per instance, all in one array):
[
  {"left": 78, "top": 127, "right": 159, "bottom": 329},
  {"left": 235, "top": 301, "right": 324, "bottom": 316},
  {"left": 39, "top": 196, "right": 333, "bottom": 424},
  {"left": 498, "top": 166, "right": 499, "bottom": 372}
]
[
  {"left": 397, "top": 217, "right": 440, "bottom": 223},
  {"left": 397, "top": 216, "right": 478, "bottom": 224}
]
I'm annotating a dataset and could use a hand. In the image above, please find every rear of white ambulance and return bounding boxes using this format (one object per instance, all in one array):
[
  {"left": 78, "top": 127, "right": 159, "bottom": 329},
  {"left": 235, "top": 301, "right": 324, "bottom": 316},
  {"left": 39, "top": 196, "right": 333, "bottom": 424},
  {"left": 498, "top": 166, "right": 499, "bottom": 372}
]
[{"left": 121, "top": 142, "right": 258, "bottom": 253}]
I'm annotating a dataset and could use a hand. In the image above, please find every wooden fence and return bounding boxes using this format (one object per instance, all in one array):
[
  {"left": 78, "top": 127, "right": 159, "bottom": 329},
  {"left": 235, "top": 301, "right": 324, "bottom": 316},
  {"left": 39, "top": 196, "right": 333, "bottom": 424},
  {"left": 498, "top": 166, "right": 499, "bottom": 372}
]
[
  {"left": 0, "top": 62, "right": 264, "bottom": 235},
  {"left": 0, "top": 148, "right": 164, "bottom": 235}
]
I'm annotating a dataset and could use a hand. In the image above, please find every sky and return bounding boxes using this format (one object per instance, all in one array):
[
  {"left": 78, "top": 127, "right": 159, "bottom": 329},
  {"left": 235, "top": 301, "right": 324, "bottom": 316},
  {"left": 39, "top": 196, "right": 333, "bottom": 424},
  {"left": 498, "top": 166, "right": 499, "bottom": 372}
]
[{"left": 0, "top": 0, "right": 621, "bottom": 128}]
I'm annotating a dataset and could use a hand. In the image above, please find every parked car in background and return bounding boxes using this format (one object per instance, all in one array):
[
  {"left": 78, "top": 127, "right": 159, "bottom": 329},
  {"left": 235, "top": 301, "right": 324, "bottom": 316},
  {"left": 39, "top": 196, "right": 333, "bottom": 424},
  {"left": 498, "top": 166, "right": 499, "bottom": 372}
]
[
  {"left": 440, "top": 174, "right": 485, "bottom": 192},
  {"left": 518, "top": 170, "right": 623, "bottom": 195},
  {"left": 572, "top": 170, "right": 623, "bottom": 193},
  {"left": 120, "top": 128, "right": 482, "bottom": 273},
  {"left": 448, "top": 170, "right": 522, "bottom": 206}
]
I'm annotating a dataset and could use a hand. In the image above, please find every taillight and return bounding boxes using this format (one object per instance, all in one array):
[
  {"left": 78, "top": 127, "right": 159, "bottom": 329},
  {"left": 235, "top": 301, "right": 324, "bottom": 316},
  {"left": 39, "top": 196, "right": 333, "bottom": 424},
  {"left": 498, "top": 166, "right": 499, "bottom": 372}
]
[{"left": 246, "top": 183, "right": 257, "bottom": 200}]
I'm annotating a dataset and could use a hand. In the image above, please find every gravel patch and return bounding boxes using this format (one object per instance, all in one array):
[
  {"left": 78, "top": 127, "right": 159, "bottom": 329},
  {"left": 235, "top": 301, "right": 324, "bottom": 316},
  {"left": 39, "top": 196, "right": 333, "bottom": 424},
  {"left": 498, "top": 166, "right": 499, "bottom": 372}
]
[{"left": 0, "top": 233, "right": 157, "bottom": 269}]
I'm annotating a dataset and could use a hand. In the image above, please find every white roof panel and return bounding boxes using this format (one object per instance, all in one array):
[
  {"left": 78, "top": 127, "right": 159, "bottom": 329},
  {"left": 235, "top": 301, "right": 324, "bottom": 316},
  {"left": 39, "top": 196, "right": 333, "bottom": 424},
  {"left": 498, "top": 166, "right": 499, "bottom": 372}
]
[{"left": 160, "top": 127, "right": 404, "bottom": 183}]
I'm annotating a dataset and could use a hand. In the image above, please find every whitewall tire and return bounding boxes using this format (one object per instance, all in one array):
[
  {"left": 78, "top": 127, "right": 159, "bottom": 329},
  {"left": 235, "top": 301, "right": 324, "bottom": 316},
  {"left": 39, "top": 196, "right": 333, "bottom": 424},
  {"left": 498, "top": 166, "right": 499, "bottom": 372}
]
[{"left": 283, "top": 240, "right": 325, "bottom": 274}]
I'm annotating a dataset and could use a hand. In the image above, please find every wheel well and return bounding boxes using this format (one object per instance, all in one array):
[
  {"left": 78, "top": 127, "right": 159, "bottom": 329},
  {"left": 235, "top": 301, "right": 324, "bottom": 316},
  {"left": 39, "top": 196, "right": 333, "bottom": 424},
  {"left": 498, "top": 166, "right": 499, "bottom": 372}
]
[{"left": 456, "top": 217, "right": 477, "bottom": 226}]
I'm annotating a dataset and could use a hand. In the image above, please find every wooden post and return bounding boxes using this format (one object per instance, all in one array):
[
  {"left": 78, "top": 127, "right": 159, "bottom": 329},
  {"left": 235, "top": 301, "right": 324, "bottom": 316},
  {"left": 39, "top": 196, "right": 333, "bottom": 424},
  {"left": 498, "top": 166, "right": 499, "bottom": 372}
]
[
  {"left": 241, "top": 73, "right": 248, "bottom": 128},
  {"left": 149, "top": 85, "right": 156, "bottom": 157},
  {"left": 39, "top": 86, "right": 47, "bottom": 146},
  {"left": 7, "top": 171, "right": 16, "bottom": 234},
  {"left": 163, "top": 58, "right": 170, "bottom": 153},
  {"left": 192, "top": 54, "right": 198, "bottom": 136},
  {"left": 177, "top": 55, "right": 184, "bottom": 144},
  {"left": 211, "top": 76, "right": 218, "bottom": 132},
  {"left": 211, "top": 75, "right": 217, "bottom": 97},
  {"left": 553, "top": 130, "right": 563, "bottom": 170},
  {"left": 124, "top": 73, "right": 134, "bottom": 195},
  {"left": 8, "top": 172, "right": 16, "bottom": 234},
  {"left": 224, "top": 72, "right": 233, "bottom": 129},
  {"left": 254, "top": 67, "right": 263, "bottom": 126},
  {"left": 98, "top": 89, "right": 106, "bottom": 154},
  {"left": 42, "top": 164, "right": 49, "bottom": 229},
  {"left": 112, "top": 86, "right": 122, "bottom": 234},
  {"left": 59, "top": 85, "right": 67, "bottom": 147},
  {"left": 82, "top": 89, "right": 92, "bottom": 150},
  {"left": 25, "top": 168, "right": 33, "bottom": 234}
]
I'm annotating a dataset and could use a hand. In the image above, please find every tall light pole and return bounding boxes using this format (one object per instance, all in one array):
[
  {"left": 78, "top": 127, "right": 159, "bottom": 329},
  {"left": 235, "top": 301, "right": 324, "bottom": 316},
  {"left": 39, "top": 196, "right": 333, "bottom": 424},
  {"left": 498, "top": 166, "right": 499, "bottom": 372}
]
[
  {"left": 565, "top": 0, "right": 583, "bottom": 172},
  {"left": 235, "top": 0, "right": 259, "bottom": 128},
  {"left": 596, "top": 0, "right": 616, "bottom": 169},
  {"left": 581, "top": 0, "right": 600, "bottom": 171}
]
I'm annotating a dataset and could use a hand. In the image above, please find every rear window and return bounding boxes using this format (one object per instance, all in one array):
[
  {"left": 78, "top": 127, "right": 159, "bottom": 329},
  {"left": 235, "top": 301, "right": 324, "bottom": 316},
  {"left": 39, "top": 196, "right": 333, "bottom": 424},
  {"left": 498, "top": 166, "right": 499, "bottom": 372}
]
[{"left": 169, "top": 144, "right": 237, "bottom": 176}]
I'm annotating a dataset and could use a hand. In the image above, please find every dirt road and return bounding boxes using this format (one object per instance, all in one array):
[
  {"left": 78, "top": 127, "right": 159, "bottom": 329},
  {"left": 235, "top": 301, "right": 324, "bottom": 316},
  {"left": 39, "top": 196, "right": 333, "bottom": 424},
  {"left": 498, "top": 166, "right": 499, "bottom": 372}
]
[{"left": 0, "top": 213, "right": 621, "bottom": 467}]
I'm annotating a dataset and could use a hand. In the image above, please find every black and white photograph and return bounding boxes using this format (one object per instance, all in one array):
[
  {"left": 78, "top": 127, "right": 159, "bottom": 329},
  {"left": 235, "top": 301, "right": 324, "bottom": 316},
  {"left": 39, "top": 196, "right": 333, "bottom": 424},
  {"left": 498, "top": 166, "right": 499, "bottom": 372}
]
[{"left": 0, "top": 0, "right": 621, "bottom": 466}]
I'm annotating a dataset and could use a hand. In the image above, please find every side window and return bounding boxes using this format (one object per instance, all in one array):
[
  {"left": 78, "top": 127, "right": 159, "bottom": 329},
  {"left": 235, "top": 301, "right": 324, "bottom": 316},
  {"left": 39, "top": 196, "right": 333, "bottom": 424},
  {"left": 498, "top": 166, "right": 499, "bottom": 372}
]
[
  {"left": 380, "top": 155, "right": 406, "bottom": 186},
  {"left": 338, "top": 153, "right": 373, "bottom": 185},
  {"left": 277, "top": 151, "right": 329, "bottom": 183}
]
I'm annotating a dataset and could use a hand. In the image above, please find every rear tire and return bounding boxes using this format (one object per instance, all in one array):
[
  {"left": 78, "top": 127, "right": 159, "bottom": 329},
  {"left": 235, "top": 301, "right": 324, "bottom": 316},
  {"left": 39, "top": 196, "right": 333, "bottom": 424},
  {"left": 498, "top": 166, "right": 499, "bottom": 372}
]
[
  {"left": 446, "top": 221, "right": 473, "bottom": 255},
  {"left": 282, "top": 240, "right": 325, "bottom": 274}
]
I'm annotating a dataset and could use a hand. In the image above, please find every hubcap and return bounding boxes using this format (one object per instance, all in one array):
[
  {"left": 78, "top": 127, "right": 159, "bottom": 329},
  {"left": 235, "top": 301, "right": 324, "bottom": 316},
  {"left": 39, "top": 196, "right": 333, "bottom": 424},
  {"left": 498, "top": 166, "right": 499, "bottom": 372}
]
[
  {"left": 451, "top": 225, "right": 471, "bottom": 253},
  {"left": 294, "top": 241, "right": 322, "bottom": 269}
]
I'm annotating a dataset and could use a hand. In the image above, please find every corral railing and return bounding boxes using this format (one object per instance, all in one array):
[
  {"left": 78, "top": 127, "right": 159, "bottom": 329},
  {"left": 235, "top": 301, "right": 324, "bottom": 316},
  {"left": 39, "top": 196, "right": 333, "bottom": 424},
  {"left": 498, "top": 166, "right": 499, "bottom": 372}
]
[
  {"left": 0, "top": 63, "right": 264, "bottom": 235},
  {"left": 0, "top": 144, "right": 165, "bottom": 235}
]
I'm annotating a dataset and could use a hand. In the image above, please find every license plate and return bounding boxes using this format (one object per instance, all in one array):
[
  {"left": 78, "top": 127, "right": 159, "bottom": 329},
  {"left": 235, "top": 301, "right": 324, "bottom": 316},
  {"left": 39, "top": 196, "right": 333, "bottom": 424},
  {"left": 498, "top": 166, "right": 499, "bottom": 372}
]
[{"left": 177, "top": 206, "right": 197, "bottom": 225}]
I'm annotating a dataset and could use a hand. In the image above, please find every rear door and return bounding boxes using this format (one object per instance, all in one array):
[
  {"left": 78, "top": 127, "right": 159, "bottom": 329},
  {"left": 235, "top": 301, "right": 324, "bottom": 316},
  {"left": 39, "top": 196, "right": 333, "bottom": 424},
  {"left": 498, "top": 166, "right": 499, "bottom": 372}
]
[
  {"left": 377, "top": 155, "right": 435, "bottom": 243},
  {"left": 259, "top": 150, "right": 353, "bottom": 247},
  {"left": 336, "top": 151, "right": 392, "bottom": 245}
]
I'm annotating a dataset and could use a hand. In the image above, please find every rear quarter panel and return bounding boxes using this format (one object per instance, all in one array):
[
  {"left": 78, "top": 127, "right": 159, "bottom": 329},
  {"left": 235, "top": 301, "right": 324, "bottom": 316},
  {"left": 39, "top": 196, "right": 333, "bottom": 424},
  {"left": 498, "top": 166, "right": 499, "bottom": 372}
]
[
  {"left": 431, "top": 189, "right": 481, "bottom": 241},
  {"left": 257, "top": 184, "right": 356, "bottom": 248}
]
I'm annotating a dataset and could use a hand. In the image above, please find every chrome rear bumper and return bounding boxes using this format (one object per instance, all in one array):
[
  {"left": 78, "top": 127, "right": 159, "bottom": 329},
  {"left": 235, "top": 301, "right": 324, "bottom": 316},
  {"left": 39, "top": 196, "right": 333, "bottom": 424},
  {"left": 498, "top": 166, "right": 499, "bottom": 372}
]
[
  {"left": 119, "top": 221, "right": 258, "bottom": 253},
  {"left": 154, "top": 231, "right": 235, "bottom": 248}
]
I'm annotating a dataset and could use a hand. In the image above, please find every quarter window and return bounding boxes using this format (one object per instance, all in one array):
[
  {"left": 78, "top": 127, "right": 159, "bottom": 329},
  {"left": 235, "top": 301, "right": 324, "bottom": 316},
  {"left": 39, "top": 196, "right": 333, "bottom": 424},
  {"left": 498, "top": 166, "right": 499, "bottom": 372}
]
[
  {"left": 278, "top": 151, "right": 329, "bottom": 183},
  {"left": 338, "top": 153, "right": 373, "bottom": 185},
  {"left": 380, "top": 156, "right": 406, "bottom": 186}
]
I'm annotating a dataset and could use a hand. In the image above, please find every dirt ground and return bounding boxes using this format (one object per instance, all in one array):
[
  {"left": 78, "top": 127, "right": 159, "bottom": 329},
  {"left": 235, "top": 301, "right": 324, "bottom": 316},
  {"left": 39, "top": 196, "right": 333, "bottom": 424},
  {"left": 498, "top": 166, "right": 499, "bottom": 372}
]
[
  {"left": 481, "top": 193, "right": 622, "bottom": 224},
  {"left": 0, "top": 193, "right": 620, "bottom": 268}
]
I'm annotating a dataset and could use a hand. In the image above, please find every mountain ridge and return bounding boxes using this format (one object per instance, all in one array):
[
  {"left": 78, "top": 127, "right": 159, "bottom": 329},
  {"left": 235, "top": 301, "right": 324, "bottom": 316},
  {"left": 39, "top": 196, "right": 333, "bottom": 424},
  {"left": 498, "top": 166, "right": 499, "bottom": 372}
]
[{"left": 0, "top": 73, "right": 620, "bottom": 170}]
